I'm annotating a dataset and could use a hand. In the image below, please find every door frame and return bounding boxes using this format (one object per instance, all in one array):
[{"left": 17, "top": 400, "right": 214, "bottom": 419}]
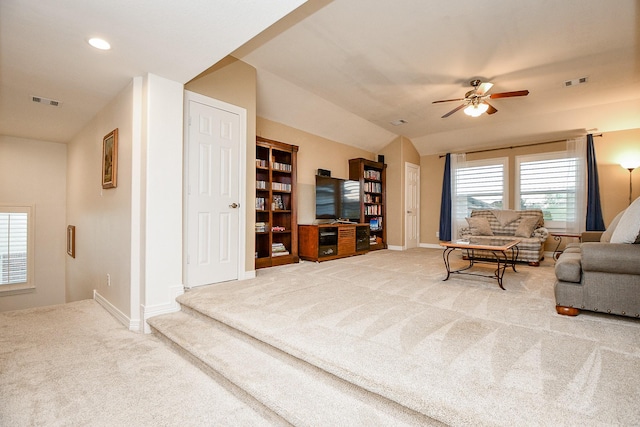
[
  {"left": 404, "top": 162, "right": 420, "bottom": 249},
  {"left": 183, "top": 90, "right": 247, "bottom": 287}
]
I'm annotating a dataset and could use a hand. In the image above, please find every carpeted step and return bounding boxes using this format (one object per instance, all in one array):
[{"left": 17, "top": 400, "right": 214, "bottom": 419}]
[{"left": 148, "top": 310, "right": 437, "bottom": 427}]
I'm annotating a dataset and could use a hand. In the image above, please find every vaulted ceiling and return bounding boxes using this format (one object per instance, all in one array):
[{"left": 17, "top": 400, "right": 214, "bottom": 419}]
[{"left": 2, "top": 0, "right": 639, "bottom": 156}]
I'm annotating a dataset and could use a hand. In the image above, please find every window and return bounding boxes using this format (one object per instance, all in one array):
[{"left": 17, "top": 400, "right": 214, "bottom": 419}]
[
  {"left": 454, "top": 157, "right": 508, "bottom": 218},
  {"left": 452, "top": 158, "right": 508, "bottom": 237},
  {"left": 0, "top": 205, "right": 34, "bottom": 293},
  {"left": 516, "top": 152, "right": 582, "bottom": 230}
]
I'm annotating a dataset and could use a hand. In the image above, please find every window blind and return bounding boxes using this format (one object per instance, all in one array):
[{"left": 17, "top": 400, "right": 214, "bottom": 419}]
[{"left": 0, "top": 212, "right": 29, "bottom": 285}]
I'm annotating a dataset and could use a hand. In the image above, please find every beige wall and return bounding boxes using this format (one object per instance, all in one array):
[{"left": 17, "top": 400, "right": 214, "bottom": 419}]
[
  {"left": 66, "top": 81, "right": 133, "bottom": 313},
  {"left": 420, "top": 129, "right": 640, "bottom": 247},
  {"left": 0, "top": 136, "right": 67, "bottom": 311},
  {"left": 379, "top": 136, "right": 420, "bottom": 248},
  {"left": 186, "top": 56, "right": 257, "bottom": 272},
  {"left": 587, "top": 129, "right": 640, "bottom": 221},
  {"left": 257, "top": 117, "right": 374, "bottom": 224}
]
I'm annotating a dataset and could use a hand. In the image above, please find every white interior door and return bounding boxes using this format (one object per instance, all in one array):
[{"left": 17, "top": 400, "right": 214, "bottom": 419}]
[
  {"left": 185, "top": 97, "right": 241, "bottom": 286},
  {"left": 405, "top": 162, "right": 420, "bottom": 249}
]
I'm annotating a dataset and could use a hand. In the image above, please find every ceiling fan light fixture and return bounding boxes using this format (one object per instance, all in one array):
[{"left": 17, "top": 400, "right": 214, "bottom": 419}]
[{"left": 464, "top": 102, "right": 489, "bottom": 117}]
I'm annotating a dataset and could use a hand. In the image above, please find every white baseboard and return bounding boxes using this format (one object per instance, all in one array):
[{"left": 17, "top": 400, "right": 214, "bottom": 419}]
[
  {"left": 94, "top": 290, "right": 140, "bottom": 332},
  {"left": 386, "top": 245, "right": 403, "bottom": 251},
  {"left": 240, "top": 269, "right": 256, "bottom": 280},
  {"left": 420, "top": 243, "right": 442, "bottom": 249},
  {"left": 141, "top": 284, "right": 184, "bottom": 334}
]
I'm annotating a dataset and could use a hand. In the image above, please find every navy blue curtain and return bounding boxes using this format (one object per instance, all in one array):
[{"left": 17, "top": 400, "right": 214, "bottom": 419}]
[
  {"left": 586, "top": 134, "right": 605, "bottom": 231},
  {"left": 439, "top": 153, "right": 452, "bottom": 241}
]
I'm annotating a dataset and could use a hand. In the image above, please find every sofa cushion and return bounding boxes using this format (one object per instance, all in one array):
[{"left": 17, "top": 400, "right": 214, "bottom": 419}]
[
  {"left": 601, "top": 209, "right": 625, "bottom": 243},
  {"left": 582, "top": 242, "right": 640, "bottom": 275},
  {"left": 611, "top": 197, "right": 640, "bottom": 244},
  {"left": 514, "top": 216, "right": 539, "bottom": 238},
  {"left": 555, "top": 252, "right": 582, "bottom": 283},
  {"left": 492, "top": 209, "right": 520, "bottom": 226},
  {"left": 466, "top": 217, "right": 494, "bottom": 236},
  {"left": 563, "top": 243, "right": 581, "bottom": 254}
]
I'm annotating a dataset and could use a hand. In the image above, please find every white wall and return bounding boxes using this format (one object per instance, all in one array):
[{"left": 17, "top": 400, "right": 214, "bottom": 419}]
[
  {"left": 0, "top": 136, "right": 67, "bottom": 311},
  {"left": 139, "top": 74, "right": 185, "bottom": 328},
  {"left": 66, "top": 81, "right": 134, "bottom": 320}
]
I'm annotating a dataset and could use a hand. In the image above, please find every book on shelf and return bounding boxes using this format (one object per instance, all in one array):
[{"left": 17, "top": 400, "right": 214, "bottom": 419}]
[
  {"left": 271, "top": 242, "right": 290, "bottom": 256},
  {"left": 272, "top": 161, "right": 292, "bottom": 172},
  {"left": 271, "top": 182, "right": 292, "bottom": 191},
  {"left": 256, "top": 180, "right": 267, "bottom": 189},
  {"left": 255, "top": 197, "right": 266, "bottom": 210},
  {"left": 365, "top": 204, "right": 381, "bottom": 215},
  {"left": 364, "top": 169, "right": 381, "bottom": 180},
  {"left": 364, "top": 182, "right": 382, "bottom": 193},
  {"left": 255, "top": 222, "right": 268, "bottom": 233},
  {"left": 256, "top": 159, "right": 268, "bottom": 168},
  {"left": 271, "top": 251, "right": 290, "bottom": 257}
]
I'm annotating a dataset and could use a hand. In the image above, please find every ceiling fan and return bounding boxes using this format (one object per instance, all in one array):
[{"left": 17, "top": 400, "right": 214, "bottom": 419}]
[{"left": 433, "top": 79, "right": 529, "bottom": 118}]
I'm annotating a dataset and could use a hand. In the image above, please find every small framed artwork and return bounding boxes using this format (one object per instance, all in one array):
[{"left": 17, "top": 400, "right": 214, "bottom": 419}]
[
  {"left": 102, "top": 128, "right": 118, "bottom": 189},
  {"left": 67, "top": 225, "right": 76, "bottom": 258}
]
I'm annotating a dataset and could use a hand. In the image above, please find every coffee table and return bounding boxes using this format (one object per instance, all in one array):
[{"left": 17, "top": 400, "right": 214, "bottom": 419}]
[{"left": 440, "top": 239, "right": 521, "bottom": 290}]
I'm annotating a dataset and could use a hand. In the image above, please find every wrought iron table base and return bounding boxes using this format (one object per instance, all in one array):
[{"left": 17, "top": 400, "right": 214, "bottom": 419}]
[{"left": 442, "top": 246, "right": 519, "bottom": 290}]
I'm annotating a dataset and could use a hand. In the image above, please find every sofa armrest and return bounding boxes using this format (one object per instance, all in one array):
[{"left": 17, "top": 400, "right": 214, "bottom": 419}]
[
  {"left": 458, "top": 227, "right": 471, "bottom": 240},
  {"left": 581, "top": 242, "right": 640, "bottom": 275},
  {"left": 581, "top": 231, "right": 603, "bottom": 243}
]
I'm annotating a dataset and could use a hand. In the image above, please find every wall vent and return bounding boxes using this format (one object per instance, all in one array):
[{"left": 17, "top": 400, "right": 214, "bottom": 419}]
[
  {"left": 31, "top": 95, "right": 62, "bottom": 107},
  {"left": 564, "top": 77, "right": 588, "bottom": 87}
]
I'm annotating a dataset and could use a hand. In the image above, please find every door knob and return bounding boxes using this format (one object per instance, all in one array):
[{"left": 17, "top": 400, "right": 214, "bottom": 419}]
[{"left": 229, "top": 203, "right": 239, "bottom": 209}]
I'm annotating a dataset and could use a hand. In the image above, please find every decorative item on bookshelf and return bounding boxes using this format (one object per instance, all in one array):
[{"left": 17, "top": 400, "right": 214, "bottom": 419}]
[{"left": 272, "top": 194, "right": 285, "bottom": 210}]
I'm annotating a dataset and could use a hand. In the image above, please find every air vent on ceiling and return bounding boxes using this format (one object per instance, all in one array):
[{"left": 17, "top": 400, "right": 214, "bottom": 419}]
[
  {"left": 564, "top": 77, "right": 588, "bottom": 87},
  {"left": 32, "top": 95, "right": 62, "bottom": 107},
  {"left": 390, "top": 119, "right": 408, "bottom": 126}
]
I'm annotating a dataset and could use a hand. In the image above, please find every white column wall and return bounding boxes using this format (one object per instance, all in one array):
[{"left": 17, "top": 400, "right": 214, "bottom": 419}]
[{"left": 140, "top": 74, "right": 185, "bottom": 328}]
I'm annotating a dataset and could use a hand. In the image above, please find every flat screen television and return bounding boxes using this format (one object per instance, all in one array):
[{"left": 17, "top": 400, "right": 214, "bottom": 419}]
[{"left": 315, "top": 175, "right": 361, "bottom": 222}]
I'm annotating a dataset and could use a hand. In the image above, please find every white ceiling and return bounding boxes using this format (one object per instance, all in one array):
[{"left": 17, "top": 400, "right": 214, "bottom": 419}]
[
  {"left": 2, "top": 0, "right": 639, "bottom": 156},
  {"left": 0, "top": 0, "right": 306, "bottom": 143}
]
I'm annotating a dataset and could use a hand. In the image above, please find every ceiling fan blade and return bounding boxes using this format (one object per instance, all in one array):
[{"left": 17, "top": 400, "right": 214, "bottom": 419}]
[
  {"left": 441, "top": 103, "right": 467, "bottom": 118},
  {"left": 475, "top": 82, "right": 493, "bottom": 96},
  {"left": 485, "top": 102, "right": 498, "bottom": 115},
  {"left": 432, "top": 98, "right": 465, "bottom": 104},
  {"left": 489, "top": 90, "right": 529, "bottom": 99}
]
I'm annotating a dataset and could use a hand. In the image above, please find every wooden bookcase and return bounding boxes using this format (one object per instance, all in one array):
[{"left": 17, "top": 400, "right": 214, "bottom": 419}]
[
  {"left": 255, "top": 136, "right": 299, "bottom": 269},
  {"left": 349, "top": 158, "right": 387, "bottom": 250}
]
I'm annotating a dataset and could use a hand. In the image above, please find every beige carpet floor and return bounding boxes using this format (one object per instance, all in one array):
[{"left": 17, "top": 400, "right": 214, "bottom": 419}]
[
  {"left": 3, "top": 248, "right": 639, "bottom": 426},
  {"left": 0, "top": 299, "right": 277, "bottom": 426},
  {"left": 176, "top": 248, "right": 640, "bottom": 426}
]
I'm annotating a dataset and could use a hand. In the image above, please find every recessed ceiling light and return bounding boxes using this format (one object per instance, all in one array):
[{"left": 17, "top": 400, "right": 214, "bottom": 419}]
[
  {"left": 88, "top": 38, "right": 111, "bottom": 50},
  {"left": 390, "top": 119, "right": 408, "bottom": 126}
]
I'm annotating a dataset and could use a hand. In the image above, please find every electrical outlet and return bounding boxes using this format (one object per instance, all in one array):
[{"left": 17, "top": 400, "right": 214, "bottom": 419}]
[
  {"left": 107, "top": 273, "right": 111, "bottom": 286},
  {"left": 435, "top": 231, "right": 439, "bottom": 238}
]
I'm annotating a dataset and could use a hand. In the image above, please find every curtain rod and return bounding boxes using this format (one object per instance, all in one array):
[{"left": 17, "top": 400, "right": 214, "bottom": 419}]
[{"left": 438, "top": 133, "right": 603, "bottom": 158}]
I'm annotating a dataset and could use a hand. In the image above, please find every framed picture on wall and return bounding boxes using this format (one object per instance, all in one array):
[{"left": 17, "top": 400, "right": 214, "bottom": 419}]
[{"left": 102, "top": 128, "right": 118, "bottom": 189}]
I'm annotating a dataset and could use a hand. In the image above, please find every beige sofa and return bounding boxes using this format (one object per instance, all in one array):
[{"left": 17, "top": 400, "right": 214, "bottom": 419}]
[
  {"left": 555, "top": 200, "right": 640, "bottom": 318},
  {"left": 458, "top": 209, "right": 549, "bottom": 265}
]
